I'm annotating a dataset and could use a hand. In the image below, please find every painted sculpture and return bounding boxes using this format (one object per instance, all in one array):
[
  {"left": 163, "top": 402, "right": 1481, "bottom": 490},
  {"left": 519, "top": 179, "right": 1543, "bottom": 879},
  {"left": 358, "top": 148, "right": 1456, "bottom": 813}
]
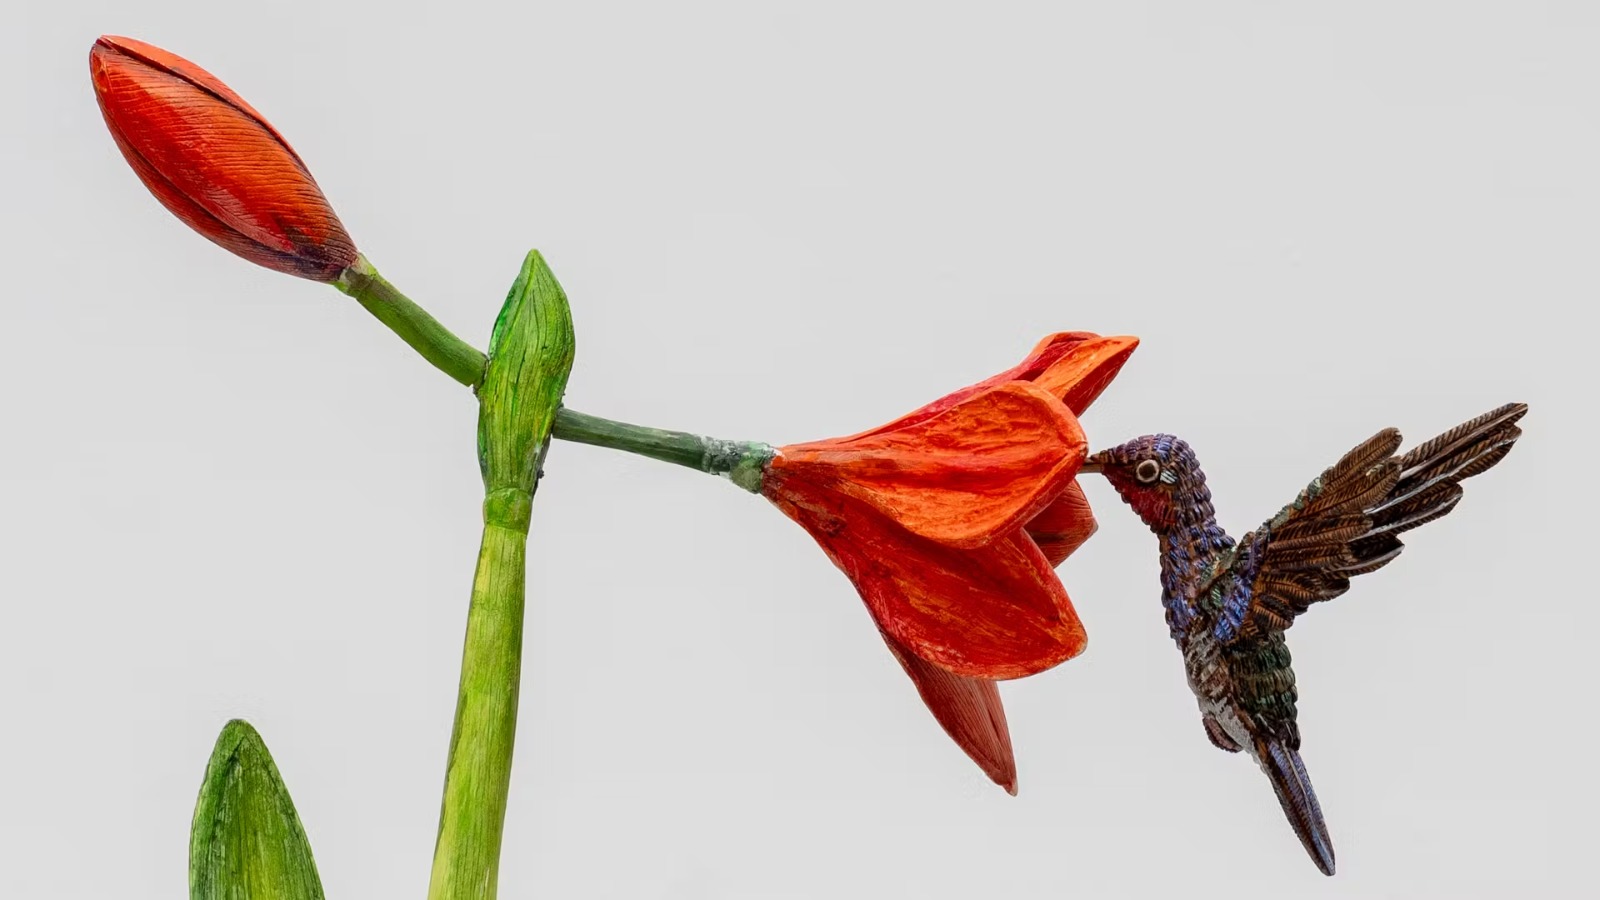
[
  {"left": 88, "top": 32, "right": 1528, "bottom": 893},
  {"left": 1086, "top": 404, "right": 1527, "bottom": 874}
]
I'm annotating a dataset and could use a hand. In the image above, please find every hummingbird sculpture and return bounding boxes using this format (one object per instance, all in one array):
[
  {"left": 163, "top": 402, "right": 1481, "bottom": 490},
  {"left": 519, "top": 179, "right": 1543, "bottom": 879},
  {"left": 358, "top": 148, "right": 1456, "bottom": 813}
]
[{"left": 1080, "top": 402, "right": 1527, "bottom": 875}]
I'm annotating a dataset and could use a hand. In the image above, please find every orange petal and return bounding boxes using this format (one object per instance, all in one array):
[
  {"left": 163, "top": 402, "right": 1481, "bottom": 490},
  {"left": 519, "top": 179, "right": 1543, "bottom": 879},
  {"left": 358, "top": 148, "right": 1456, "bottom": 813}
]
[
  {"left": 1026, "top": 480, "right": 1098, "bottom": 567},
  {"left": 1031, "top": 334, "right": 1140, "bottom": 415},
  {"left": 772, "top": 382, "right": 1086, "bottom": 548},
  {"left": 90, "top": 37, "right": 356, "bottom": 281},
  {"left": 881, "top": 630, "right": 1017, "bottom": 794},
  {"left": 852, "top": 332, "right": 1106, "bottom": 438},
  {"left": 765, "top": 472, "right": 1088, "bottom": 679}
]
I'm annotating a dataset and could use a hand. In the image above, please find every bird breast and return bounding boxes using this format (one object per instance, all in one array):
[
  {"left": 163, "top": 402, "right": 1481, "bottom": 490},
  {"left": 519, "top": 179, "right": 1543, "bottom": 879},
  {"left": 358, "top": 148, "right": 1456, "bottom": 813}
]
[{"left": 1183, "top": 628, "right": 1259, "bottom": 756}]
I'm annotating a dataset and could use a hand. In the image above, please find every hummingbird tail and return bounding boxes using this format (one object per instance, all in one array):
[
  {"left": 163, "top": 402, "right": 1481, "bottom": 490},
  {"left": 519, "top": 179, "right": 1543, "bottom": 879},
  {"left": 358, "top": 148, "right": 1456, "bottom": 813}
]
[{"left": 1255, "top": 738, "right": 1336, "bottom": 876}]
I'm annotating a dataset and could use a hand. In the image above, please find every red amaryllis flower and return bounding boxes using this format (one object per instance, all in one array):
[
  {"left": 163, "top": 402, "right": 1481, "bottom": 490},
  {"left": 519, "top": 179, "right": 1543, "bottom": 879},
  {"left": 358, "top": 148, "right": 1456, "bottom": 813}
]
[
  {"left": 90, "top": 36, "right": 357, "bottom": 281},
  {"left": 763, "top": 333, "right": 1137, "bottom": 792}
]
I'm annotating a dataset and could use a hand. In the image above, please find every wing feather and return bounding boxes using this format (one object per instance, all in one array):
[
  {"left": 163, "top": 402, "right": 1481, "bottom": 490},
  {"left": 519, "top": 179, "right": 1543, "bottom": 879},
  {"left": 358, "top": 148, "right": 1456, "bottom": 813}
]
[{"left": 1217, "top": 403, "right": 1525, "bottom": 642}]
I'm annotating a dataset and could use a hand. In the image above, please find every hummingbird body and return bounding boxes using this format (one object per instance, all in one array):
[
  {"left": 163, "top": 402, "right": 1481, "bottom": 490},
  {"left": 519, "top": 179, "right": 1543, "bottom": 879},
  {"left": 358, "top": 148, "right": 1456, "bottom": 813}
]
[{"left": 1086, "top": 404, "right": 1528, "bottom": 876}]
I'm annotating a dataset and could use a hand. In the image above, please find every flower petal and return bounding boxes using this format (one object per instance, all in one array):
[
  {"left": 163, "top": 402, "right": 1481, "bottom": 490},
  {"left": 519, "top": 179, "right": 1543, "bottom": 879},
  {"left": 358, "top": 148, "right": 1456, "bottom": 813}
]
[
  {"left": 95, "top": 36, "right": 296, "bottom": 156},
  {"left": 1030, "top": 334, "right": 1140, "bottom": 415},
  {"left": 881, "top": 630, "right": 1017, "bottom": 794},
  {"left": 848, "top": 332, "right": 1138, "bottom": 440},
  {"left": 97, "top": 115, "right": 338, "bottom": 279},
  {"left": 771, "top": 382, "right": 1085, "bottom": 548},
  {"left": 1026, "top": 480, "right": 1098, "bottom": 567},
  {"left": 765, "top": 472, "right": 1088, "bottom": 679},
  {"left": 852, "top": 332, "right": 1104, "bottom": 438}
]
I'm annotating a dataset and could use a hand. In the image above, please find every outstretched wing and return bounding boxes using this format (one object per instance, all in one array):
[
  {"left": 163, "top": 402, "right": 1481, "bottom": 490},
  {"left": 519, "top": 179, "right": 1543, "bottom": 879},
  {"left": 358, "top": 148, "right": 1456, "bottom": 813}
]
[{"left": 1211, "top": 403, "right": 1526, "bottom": 642}]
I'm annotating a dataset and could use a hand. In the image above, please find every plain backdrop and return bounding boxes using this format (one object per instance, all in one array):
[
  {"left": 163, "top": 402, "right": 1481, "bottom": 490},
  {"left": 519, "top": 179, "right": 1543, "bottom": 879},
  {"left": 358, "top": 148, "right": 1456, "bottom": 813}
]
[{"left": 1, "top": 2, "right": 1591, "bottom": 898}]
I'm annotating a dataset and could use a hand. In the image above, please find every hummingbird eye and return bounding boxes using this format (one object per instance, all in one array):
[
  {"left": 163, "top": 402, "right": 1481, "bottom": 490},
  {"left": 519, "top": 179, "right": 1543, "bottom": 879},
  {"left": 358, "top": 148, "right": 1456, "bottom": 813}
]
[{"left": 1135, "top": 459, "right": 1162, "bottom": 484}]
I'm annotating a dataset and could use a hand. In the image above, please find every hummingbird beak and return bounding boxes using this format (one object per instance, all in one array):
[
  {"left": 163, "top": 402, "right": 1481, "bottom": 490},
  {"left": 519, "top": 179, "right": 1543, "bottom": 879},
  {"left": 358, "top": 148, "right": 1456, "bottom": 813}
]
[{"left": 1078, "top": 451, "right": 1107, "bottom": 475}]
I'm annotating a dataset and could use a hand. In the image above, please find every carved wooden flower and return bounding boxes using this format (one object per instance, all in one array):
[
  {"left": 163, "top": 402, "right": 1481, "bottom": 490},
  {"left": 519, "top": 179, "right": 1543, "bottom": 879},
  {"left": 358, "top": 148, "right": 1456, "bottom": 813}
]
[{"left": 762, "top": 333, "right": 1137, "bottom": 791}]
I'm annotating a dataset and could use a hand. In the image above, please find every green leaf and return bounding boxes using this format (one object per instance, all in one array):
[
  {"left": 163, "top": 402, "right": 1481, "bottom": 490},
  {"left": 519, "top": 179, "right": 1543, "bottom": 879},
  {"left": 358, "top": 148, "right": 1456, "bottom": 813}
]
[{"left": 190, "top": 719, "right": 325, "bottom": 900}]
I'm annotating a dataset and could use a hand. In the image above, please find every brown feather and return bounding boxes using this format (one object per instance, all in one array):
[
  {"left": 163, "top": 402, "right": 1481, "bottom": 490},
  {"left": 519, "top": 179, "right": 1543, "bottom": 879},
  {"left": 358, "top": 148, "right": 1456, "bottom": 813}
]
[
  {"left": 1370, "top": 484, "right": 1463, "bottom": 537},
  {"left": 1265, "top": 542, "right": 1356, "bottom": 570},
  {"left": 1446, "top": 438, "right": 1518, "bottom": 482},
  {"left": 1397, "top": 403, "right": 1527, "bottom": 475},
  {"left": 1331, "top": 541, "right": 1404, "bottom": 576},
  {"left": 1295, "top": 431, "right": 1395, "bottom": 514},
  {"left": 1225, "top": 403, "right": 1524, "bottom": 644},
  {"left": 1398, "top": 432, "right": 1519, "bottom": 493},
  {"left": 1328, "top": 428, "right": 1403, "bottom": 481},
  {"left": 1258, "top": 577, "right": 1325, "bottom": 608},
  {"left": 1271, "top": 516, "right": 1370, "bottom": 549}
]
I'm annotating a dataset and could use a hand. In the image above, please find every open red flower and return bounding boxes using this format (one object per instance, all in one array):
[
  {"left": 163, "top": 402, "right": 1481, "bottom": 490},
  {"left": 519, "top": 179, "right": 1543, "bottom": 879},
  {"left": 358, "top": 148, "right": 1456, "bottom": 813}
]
[
  {"left": 90, "top": 36, "right": 357, "bottom": 281},
  {"left": 763, "top": 332, "right": 1137, "bottom": 792}
]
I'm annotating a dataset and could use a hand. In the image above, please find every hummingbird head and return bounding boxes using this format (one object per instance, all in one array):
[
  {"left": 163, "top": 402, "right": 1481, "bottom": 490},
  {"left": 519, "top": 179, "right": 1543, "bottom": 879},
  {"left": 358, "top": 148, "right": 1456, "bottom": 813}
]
[{"left": 1079, "top": 434, "right": 1210, "bottom": 532}]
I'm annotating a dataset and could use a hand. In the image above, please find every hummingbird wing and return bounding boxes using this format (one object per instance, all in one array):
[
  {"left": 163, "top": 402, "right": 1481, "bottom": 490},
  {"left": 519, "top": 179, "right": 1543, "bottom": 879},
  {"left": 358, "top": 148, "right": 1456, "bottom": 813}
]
[{"left": 1210, "top": 403, "right": 1526, "bottom": 642}]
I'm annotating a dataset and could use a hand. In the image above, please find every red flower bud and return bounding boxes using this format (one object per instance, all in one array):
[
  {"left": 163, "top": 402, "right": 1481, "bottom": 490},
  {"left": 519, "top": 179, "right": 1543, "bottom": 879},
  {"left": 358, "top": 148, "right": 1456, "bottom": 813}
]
[{"left": 90, "top": 36, "right": 357, "bottom": 281}]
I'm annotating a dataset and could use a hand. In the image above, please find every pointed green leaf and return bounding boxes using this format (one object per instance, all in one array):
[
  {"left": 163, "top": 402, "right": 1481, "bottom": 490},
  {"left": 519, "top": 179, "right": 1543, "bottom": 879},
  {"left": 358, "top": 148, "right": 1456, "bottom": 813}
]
[{"left": 190, "top": 719, "right": 324, "bottom": 900}]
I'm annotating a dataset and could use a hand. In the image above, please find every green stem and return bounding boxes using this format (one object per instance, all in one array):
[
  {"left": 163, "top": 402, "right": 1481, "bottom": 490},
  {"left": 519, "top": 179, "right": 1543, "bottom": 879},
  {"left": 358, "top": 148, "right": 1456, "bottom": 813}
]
[
  {"left": 335, "top": 255, "right": 487, "bottom": 387},
  {"left": 328, "top": 261, "right": 772, "bottom": 493},
  {"left": 429, "top": 250, "right": 573, "bottom": 900},
  {"left": 551, "top": 407, "right": 773, "bottom": 492},
  {"left": 323, "top": 249, "right": 769, "bottom": 896},
  {"left": 429, "top": 503, "right": 528, "bottom": 900}
]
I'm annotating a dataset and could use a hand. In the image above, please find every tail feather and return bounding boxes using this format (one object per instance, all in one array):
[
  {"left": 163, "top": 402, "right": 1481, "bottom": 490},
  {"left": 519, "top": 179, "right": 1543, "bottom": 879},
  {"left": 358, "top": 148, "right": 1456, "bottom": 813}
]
[{"left": 1256, "top": 738, "right": 1336, "bottom": 876}]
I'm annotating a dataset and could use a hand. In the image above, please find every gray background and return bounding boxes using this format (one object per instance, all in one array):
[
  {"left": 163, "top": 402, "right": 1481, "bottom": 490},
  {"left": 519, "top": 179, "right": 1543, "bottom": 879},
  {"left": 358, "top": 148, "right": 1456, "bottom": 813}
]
[{"left": 2, "top": 2, "right": 1592, "bottom": 897}]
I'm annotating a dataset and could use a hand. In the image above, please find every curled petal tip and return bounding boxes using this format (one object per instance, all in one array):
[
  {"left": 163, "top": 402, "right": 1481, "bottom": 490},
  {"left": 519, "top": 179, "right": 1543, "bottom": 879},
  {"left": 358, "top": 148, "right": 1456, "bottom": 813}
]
[{"left": 1033, "top": 333, "right": 1141, "bottom": 415}]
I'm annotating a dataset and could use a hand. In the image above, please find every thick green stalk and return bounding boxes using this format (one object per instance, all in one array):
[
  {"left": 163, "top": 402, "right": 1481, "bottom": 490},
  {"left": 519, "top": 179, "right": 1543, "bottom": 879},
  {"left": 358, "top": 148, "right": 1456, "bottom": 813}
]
[
  {"left": 429, "top": 250, "right": 574, "bottom": 900},
  {"left": 335, "top": 255, "right": 488, "bottom": 387},
  {"left": 430, "top": 516, "right": 527, "bottom": 900}
]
